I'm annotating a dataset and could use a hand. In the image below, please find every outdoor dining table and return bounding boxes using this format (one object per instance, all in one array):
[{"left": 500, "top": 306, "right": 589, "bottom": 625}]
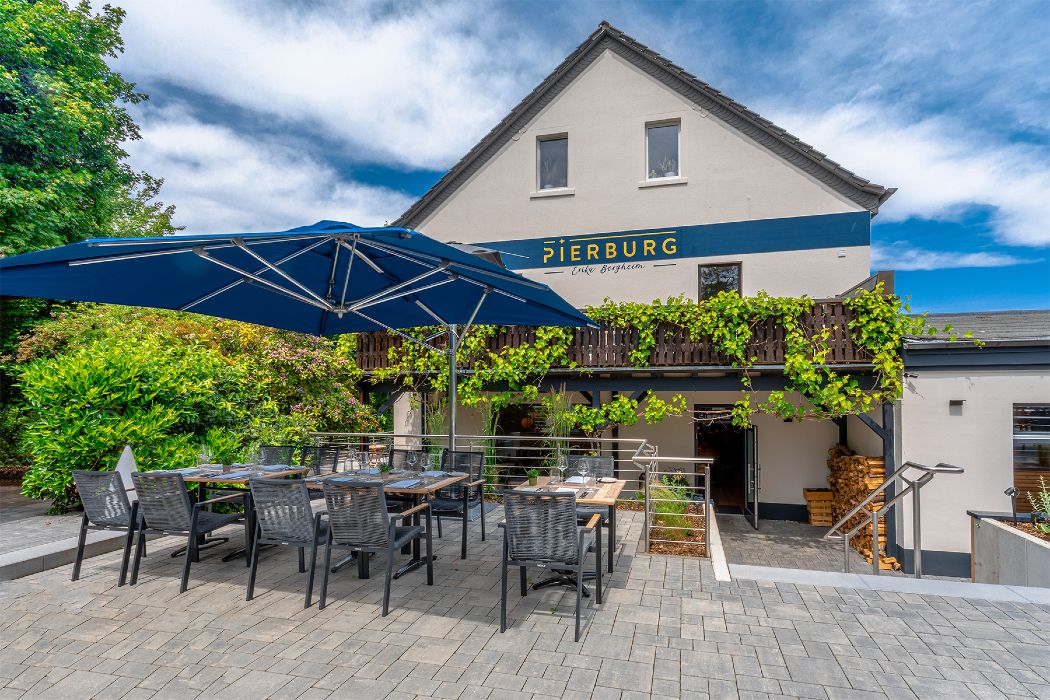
[
  {"left": 512, "top": 475, "right": 624, "bottom": 575},
  {"left": 303, "top": 469, "right": 469, "bottom": 579}
]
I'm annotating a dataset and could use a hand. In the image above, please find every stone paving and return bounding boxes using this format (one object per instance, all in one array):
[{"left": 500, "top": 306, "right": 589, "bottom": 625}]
[
  {"left": 1, "top": 509, "right": 1049, "bottom": 699},
  {"left": 0, "top": 487, "right": 86, "bottom": 556}
]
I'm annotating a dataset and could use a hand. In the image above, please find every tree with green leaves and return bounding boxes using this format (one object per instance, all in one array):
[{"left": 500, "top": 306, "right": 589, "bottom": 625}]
[{"left": 0, "top": 0, "right": 177, "bottom": 256}]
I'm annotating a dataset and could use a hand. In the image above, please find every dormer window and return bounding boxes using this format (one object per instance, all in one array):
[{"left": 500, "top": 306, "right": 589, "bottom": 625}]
[
  {"left": 537, "top": 135, "right": 568, "bottom": 190},
  {"left": 646, "top": 121, "right": 680, "bottom": 179}
]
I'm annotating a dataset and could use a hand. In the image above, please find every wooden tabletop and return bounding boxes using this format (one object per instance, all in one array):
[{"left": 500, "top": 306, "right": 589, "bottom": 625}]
[
  {"left": 304, "top": 470, "right": 468, "bottom": 496},
  {"left": 179, "top": 466, "right": 310, "bottom": 483},
  {"left": 513, "top": 476, "right": 625, "bottom": 506}
]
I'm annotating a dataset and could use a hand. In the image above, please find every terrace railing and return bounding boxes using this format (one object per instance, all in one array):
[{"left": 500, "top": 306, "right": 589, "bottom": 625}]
[
  {"left": 355, "top": 299, "right": 866, "bottom": 371},
  {"left": 307, "top": 432, "right": 657, "bottom": 498}
]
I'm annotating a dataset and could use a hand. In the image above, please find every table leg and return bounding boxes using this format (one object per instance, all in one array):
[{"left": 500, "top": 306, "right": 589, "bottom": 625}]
[
  {"left": 608, "top": 504, "right": 616, "bottom": 574},
  {"left": 394, "top": 493, "right": 437, "bottom": 579}
]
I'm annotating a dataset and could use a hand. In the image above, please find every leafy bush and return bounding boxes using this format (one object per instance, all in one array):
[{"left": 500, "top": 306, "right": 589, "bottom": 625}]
[
  {"left": 1028, "top": 476, "right": 1050, "bottom": 534},
  {"left": 14, "top": 304, "right": 381, "bottom": 511},
  {"left": 650, "top": 475, "right": 694, "bottom": 540}
]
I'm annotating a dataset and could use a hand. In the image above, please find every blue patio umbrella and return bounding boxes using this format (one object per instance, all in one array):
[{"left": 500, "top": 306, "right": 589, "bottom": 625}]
[{"left": 0, "top": 220, "right": 594, "bottom": 447}]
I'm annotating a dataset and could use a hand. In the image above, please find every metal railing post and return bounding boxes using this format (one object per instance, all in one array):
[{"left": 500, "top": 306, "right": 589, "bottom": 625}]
[
  {"left": 913, "top": 480, "right": 922, "bottom": 578},
  {"left": 871, "top": 512, "right": 880, "bottom": 575}
]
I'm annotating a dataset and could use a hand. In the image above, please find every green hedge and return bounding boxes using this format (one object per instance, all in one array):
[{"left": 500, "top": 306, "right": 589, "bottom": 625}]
[{"left": 13, "top": 304, "right": 381, "bottom": 512}]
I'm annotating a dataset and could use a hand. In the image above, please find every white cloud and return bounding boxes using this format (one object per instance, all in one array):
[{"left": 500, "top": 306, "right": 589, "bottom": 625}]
[
  {"left": 111, "top": 0, "right": 542, "bottom": 170},
  {"left": 872, "top": 243, "right": 1030, "bottom": 271},
  {"left": 770, "top": 102, "right": 1050, "bottom": 247},
  {"left": 126, "top": 105, "right": 414, "bottom": 234}
]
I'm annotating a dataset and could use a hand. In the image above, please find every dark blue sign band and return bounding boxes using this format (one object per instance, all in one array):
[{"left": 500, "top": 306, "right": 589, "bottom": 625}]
[{"left": 482, "top": 211, "right": 870, "bottom": 270}]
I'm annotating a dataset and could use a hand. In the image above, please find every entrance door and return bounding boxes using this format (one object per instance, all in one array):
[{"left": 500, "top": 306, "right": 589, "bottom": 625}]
[{"left": 742, "top": 426, "right": 759, "bottom": 529}]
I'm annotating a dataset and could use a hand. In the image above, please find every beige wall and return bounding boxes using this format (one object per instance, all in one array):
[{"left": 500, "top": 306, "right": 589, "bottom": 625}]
[
  {"left": 416, "top": 49, "right": 870, "bottom": 303},
  {"left": 896, "top": 370, "right": 1050, "bottom": 554}
]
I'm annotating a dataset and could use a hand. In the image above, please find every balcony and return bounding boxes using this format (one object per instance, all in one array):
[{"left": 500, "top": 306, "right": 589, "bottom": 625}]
[{"left": 355, "top": 299, "right": 869, "bottom": 372}]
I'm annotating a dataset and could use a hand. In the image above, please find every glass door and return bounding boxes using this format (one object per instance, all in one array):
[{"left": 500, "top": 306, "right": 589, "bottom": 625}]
[{"left": 743, "top": 426, "right": 759, "bottom": 529}]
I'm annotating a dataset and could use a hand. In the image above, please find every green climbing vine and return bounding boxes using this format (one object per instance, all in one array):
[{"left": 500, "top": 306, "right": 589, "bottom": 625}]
[{"left": 367, "top": 285, "right": 968, "bottom": 430}]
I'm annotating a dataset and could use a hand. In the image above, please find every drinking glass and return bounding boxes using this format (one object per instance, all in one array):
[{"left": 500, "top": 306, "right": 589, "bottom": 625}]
[
  {"left": 556, "top": 454, "right": 567, "bottom": 484},
  {"left": 422, "top": 452, "right": 433, "bottom": 471},
  {"left": 407, "top": 451, "right": 418, "bottom": 472},
  {"left": 578, "top": 460, "right": 589, "bottom": 484}
]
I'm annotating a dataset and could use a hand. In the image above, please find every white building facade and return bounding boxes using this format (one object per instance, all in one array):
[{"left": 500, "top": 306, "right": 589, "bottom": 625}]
[{"left": 378, "top": 23, "right": 1048, "bottom": 576}]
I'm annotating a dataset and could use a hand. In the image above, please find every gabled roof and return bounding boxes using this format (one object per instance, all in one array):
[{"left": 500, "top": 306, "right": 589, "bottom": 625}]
[{"left": 396, "top": 21, "right": 895, "bottom": 228}]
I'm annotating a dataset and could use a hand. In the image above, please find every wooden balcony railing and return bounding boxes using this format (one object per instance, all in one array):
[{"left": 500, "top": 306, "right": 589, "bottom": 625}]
[{"left": 355, "top": 299, "right": 868, "bottom": 371}]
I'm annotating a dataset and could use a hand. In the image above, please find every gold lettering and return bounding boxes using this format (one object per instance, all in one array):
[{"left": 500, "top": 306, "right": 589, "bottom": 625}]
[
  {"left": 662, "top": 237, "right": 677, "bottom": 255},
  {"left": 643, "top": 239, "right": 656, "bottom": 256},
  {"left": 623, "top": 241, "right": 636, "bottom": 258},
  {"left": 543, "top": 246, "right": 554, "bottom": 264},
  {"left": 606, "top": 242, "right": 617, "bottom": 259},
  {"left": 570, "top": 245, "right": 581, "bottom": 262},
  {"left": 559, "top": 245, "right": 564, "bottom": 263},
  {"left": 587, "top": 243, "right": 599, "bottom": 260}
]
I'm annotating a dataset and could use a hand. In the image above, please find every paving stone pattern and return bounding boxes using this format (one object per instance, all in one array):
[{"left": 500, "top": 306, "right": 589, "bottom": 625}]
[
  {"left": 0, "top": 487, "right": 86, "bottom": 556},
  {"left": 1, "top": 509, "right": 1048, "bottom": 699}
]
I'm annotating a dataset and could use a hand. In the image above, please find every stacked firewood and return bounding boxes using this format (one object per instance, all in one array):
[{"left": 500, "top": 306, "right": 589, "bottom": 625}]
[{"left": 826, "top": 445, "right": 900, "bottom": 571}]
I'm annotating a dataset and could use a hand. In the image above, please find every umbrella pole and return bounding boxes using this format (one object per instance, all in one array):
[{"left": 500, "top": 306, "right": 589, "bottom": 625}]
[{"left": 447, "top": 324, "right": 458, "bottom": 452}]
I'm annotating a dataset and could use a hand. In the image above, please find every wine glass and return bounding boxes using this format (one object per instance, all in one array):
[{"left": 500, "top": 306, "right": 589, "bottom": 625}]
[
  {"left": 556, "top": 454, "right": 567, "bottom": 484},
  {"left": 422, "top": 451, "right": 433, "bottom": 472},
  {"left": 407, "top": 451, "right": 418, "bottom": 472},
  {"left": 578, "top": 460, "right": 589, "bottom": 484}
]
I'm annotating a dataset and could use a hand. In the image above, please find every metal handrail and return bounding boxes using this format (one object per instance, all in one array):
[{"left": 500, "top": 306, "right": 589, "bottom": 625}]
[
  {"left": 307, "top": 431, "right": 658, "bottom": 496},
  {"left": 643, "top": 456, "right": 714, "bottom": 557},
  {"left": 823, "top": 461, "right": 963, "bottom": 577}
]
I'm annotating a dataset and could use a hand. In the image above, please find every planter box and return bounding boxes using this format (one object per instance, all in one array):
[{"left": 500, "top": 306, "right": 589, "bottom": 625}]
[{"left": 970, "top": 514, "right": 1050, "bottom": 588}]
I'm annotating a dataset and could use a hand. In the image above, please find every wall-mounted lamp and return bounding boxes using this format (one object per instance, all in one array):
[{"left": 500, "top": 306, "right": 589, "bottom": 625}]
[{"left": 949, "top": 399, "right": 965, "bottom": 416}]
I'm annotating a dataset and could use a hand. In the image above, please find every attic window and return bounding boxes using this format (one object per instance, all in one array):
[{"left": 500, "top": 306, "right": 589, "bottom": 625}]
[
  {"left": 537, "top": 135, "right": 568, "bottom": 190},
  {"left": 646, "top": 122, "right": 680, "bottom": 179}
]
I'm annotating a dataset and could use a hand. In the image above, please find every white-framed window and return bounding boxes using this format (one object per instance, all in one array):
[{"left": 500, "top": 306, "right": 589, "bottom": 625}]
[
  {"left": 646, "top": 121, "right": 680, "bottom": 179},
  {"left": 537, "top": 134, "right": 568, "bottom": 190}
]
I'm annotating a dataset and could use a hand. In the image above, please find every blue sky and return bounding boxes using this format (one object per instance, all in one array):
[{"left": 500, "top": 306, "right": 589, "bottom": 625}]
[{"left": 106, "top": 0, "right": 1049, "bottom": 313}]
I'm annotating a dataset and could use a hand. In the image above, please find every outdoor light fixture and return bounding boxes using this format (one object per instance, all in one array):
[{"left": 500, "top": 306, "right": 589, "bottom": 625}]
[
  {"left": 949, "top": 399, "right": 965, "bottom": 416},
  {"left": 1005, "top": 486, "right": 1018, "bottom": 521}
]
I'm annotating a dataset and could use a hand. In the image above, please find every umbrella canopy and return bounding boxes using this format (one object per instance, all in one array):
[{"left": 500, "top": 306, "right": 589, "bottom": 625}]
[
  {"left": 0, "top": 220, "right": 595, "bottom": 448},
  {"left": 0, "top": 220, "right": 593, "bottom": 334}
]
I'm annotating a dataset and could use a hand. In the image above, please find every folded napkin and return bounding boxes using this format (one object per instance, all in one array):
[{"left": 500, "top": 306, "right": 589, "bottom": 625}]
[
  {"left": 564, "top": 476, "right": 588, "bottom": 484},
  {"left": 420, "top": 470, "right": 446, "bottom": 477},
  {"left": 387, "top": 479, "right": 421, "bottom": 489},
  {"left": 258, "top": 464, "right": 290, "bottom": 472}
]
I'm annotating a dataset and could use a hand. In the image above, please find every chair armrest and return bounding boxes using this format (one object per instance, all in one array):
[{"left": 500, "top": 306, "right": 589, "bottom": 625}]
[
  {"left": 399, "top": 502, "right": 430, "bottom": 518},
  {"left": 467, "top": 479, "right": 486, "bottom": 487},
  {"left": 581, "top": 513, "right": 601, "bottom": 531},
  {"left": 194, "top": 492, "right": 246, "bottom": 508}
]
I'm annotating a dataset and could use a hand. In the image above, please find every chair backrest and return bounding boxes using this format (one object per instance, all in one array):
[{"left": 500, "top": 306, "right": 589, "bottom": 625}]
[
  {"left": 389, "top": 448, "right": 428, "bottom": 472},
  {"left": 257, "top": 445, "right": 295, "bottom": 466},
  {"left": 440, "top": 450, "right": 484, "bottom": 500},
  {"left": 73, "top": 470, "right": 132, "bottom": 527},
  {"left": 501, "top": 490, "right": 579, "bottom": 563},
  {"left": 323, "top": 480, "right": 390, "bottom": 548},
  {"left": 299, "top": 445, "right": 340, "bottom": 475},
  {"left": 567, "top": 455, "right": 615, "bottom": 479},
  {"left": 130, "top": 471, "right": 194, "bottom": 532},
  {"left": 249, "top": 478, "right": 316, "bottom": 543}
]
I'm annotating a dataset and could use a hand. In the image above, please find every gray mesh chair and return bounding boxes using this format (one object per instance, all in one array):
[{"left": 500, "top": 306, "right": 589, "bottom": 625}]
[
  {"left": 568, "top": 455, "right": 616, "bottom": 574},
  {"left": 129, "top": 471, "right": 249, "bottom": 593},
  {"left": 299, "top": 446, "right": 340, "bottom": 476},
  {"left": 499, "top": 490, "right": 602, "bottom": 641},
  {"left": 246, "top": 478, "right": 327, "bottom": 608},
  {"left": 318, "top": 480, "right": 433, "bottom": 616},
  {"left": 431, "top": 450, "right": 486, "bottom": 559},
  {"left": 71, "top": 470, "right": 139, "bottom": 586},
  {"left": 257, "top": 445, "right": 295, "bottom": 465}
]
